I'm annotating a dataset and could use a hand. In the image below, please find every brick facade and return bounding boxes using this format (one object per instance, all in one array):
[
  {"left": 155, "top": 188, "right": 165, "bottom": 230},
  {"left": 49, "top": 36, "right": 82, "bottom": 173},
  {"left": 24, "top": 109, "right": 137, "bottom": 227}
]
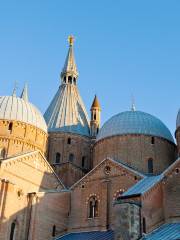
[
  {"left": 0, "top": 120, "right": 47, "bottom": 158},
  {"left": 94, "top": 134, "right": 176, "bottom": 174}
]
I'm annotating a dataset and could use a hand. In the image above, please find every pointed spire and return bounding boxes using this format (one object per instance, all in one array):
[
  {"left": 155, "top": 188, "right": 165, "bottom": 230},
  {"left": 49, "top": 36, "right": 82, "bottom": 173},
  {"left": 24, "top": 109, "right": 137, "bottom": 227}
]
[
  {"left": 131, "top": 95, "right": 136, "bottom": 111},
  {"left": 91, "top": 95, "right": 101, "bottom": 110},
  {"left": 12, "top": 81, "right": 17, "bottom": 97},
  {"left": 61, "top": 35, "right": 78, "bottom": 83},
  {"left": 21, "top": 83, "right": 29, "bottom": 102}
]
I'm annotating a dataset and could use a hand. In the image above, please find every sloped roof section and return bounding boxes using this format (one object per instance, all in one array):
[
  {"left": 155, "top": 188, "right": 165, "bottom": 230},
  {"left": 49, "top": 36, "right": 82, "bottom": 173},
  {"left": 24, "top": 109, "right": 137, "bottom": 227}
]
[
  {"left": 56, "top": 230, "right": 114, "bottom": 240},
  {"left": 141, "top": 223, "right": 180, "bottom": 240},
  {"left": 122, "top": 175, "right": 163, "bottom": 197}
]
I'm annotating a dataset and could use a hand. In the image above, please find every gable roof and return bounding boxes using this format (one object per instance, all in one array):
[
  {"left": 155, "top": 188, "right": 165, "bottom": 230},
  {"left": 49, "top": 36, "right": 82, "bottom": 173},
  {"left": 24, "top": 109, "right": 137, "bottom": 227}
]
[
  {"left": 122, "top": 157, "right": 180, "bottom": 198},
  {"left": 141, "top": 223, "right": 180, "bottom": 240},
  {"left": 0, "top": 150, "right": 65, "bottom": 189},
  {"left": 56, "top": 230, "right": 114, "bottom": 240},
  {"left": 122, "top": 175, "right": 163, "bottom": 197},
  {"left": 71, "top": 157, "right": 144, "bottom": 190}
]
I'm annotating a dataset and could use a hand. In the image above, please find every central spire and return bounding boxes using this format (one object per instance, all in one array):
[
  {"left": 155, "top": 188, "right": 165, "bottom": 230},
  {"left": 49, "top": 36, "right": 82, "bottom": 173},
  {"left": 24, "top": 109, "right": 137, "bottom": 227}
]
[
  {"left": 61, "top": 35, "right": 78, "bottom": 85},
  {"left": 44, "top": 37, "right": 90, "bottom": 137}
]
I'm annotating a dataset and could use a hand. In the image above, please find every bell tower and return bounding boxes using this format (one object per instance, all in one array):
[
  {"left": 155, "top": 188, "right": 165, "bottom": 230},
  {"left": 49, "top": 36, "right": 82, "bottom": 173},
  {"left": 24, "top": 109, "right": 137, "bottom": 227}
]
[{"left": 90, "top": 95, "right": 101, "bottom": 138}]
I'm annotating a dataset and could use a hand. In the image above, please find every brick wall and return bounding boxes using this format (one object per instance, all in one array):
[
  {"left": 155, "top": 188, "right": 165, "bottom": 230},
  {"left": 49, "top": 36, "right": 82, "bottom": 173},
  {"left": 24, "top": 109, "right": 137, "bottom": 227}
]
[
  {"left": 0, "top": 120, "right": 47, "bottom": 157},
  {"left": 94, "top": 134, "right": 176, "bottom": 174}
]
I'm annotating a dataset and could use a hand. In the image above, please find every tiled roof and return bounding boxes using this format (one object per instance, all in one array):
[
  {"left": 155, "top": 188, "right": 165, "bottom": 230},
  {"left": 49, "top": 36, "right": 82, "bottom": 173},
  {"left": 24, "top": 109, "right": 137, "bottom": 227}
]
[
  {"left": 56, "top": 230, "right": 114, "bottom": 240},
  {"left": 142, "top": 223, "right": 180, "bottom": 240},
  {"left": 97, "top": 111, "right": 174, "bottom": 143},
  {"left": 122, "top": 175, "right": 163, "bottom": 197}
]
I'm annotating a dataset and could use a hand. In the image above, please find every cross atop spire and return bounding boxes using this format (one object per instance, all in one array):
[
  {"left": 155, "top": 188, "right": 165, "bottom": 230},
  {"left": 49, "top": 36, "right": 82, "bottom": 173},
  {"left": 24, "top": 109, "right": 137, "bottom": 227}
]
[
  {"left": 61, "top": 35, "right": 78, "bottom": 84},
  {"left": 68, "top": 35, "right": 74, "bottom": 46}
]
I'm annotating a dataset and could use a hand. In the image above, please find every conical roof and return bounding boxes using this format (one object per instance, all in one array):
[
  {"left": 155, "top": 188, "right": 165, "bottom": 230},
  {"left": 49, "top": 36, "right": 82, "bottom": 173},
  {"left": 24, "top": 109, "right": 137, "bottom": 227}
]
[
  {"left": 91, "top": 95, "right": 101, "bottom": 110},
  {"left": 44, "top": 85, "right": 90, "bottom": 136}
]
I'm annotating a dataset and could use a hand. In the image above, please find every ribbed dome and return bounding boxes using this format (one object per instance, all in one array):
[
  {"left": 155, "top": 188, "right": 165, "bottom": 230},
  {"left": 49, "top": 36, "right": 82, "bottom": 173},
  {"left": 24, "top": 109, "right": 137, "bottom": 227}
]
[
  {"left": 0, "top": 96, "right": 47, "bottom": 132},
  {"left": 176, "top": 109, "right": 180, "bottom": 129},
  {"left": 97, "top": 111, "right": 174, "bottom": 143}
]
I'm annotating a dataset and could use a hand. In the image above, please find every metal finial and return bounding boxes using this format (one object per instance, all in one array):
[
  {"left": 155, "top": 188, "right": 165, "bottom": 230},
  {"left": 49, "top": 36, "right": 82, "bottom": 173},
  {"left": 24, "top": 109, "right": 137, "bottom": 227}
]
[
  {"left": 131, "top": 95, "right": 136, "bottom": 111},
  {"left": 68, "top": 35, "right": 74, "bottom": 46}
]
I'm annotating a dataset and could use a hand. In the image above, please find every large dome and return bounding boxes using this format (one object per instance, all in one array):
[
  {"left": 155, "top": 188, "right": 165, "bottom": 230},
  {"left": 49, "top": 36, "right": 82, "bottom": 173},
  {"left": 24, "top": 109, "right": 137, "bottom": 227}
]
[
  {"left": 97, "top": 110, "right": 174, "bottom": 143},
  {"left": 0, "top": 96, "right": 47, "bottom": 132}
]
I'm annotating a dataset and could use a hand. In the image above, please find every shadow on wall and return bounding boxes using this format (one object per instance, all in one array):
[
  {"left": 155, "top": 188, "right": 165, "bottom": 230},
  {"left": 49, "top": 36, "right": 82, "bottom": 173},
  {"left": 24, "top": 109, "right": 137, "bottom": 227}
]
[{"left": 0, "top": 153, "right": 70, "bottom": 240}]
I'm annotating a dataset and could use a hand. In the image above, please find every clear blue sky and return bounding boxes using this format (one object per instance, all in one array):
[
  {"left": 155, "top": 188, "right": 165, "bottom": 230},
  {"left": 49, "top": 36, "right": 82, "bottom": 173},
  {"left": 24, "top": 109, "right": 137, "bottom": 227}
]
[{"left": 0, "top": 1, "right": 180, "bottom": 136}]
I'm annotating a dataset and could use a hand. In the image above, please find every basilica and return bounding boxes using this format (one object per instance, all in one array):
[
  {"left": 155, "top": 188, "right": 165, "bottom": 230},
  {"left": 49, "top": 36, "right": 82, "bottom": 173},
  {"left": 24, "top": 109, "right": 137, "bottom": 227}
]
[{"left": 0, "top": 36, "right": 180, "bottom": 240}]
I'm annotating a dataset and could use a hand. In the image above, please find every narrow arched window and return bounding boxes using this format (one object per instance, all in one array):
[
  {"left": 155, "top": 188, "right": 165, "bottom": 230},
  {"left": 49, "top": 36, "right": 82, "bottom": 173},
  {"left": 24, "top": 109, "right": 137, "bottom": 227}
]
[
  {"left": 73, "top": 78, "right": 76, "bottom": 84},
  {"left": 55, "top": 152, "right": 61, "bottom": 164},
  {"left": 94, "top": 113, "right": 96, "bottom": 120},
  {"left": 68, "top": 76, "right": 72, "bottom": 83},
  {"left": 52, "top": 225, "right": 56, "bottom": 237},
  {"left": 0, "top": 148, "right": 6, "bottom": 159},
  {"left": 8, "top": 122, "right": 13, "bottom": 133},
  {"left": 63, "top": 76, "right": 66, "bottom": 83},
  {"left": 142, "top": 217, "right": 146, "bottom": 233},
  {"left": 148, "top": 158, "right": 153, "bottom": 174},
  {"left": 10, "top": 221, "right": 16, "bottom": 240},
  {"left": 151, "top": 137, "right": 155, "bottom": 144},
  {"left": 82, "top": 156, "right": 86, "bottom": 168},
  {"left": 69, "top": 153, "right": 74, "bottom": 162},
  {"left": 67, "top": 138, "right": 71, "bottom": 144},
  {"left": 88, "top": 196, "right": 98, "bottom": 218}
]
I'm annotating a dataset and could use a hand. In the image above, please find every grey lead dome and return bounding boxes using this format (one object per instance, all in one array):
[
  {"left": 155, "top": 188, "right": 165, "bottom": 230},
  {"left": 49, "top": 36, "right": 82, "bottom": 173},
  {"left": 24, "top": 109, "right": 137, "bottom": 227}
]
[
  {"left": 97, "top": 110, "right": 174, "bottom": 143},
  {"left": 0, "top": 95, "right": 47, "bottom": 132}
]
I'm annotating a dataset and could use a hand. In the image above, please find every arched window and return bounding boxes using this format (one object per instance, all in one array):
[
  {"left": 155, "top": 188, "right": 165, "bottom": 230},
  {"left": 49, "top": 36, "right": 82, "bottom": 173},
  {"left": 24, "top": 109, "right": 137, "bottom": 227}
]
[
  {"left": 69, "top": 153, "right": 74, "bottom": 162},
  {"left": 55, "top": 152, "right": 61, "bottom": 164},
  {"left": 63, "top": 76, "right": 66, "bottom": 83},
  {"left": 8, "top": 122, "right": 13, "bottom": 133},
  {"left": 151, "top": 137, "right": 155, "bottom": 144},
  {"left": 67, "top": 138, "right": 71, "bottom": 144},
  {"left": 142, "top": 217, "right": 146, "bottom": 233},
  {"left": 52, "top": 225, "right": 56, "bottom": 237},
  {"left": 82, "top": 156, "right": 86, "bottom": 168},
  {"left": 148, "top": 158, "right": 153, "bottom": 174},
  {"left": 68, "top": 76, "right": 72, "bottom": 84},
  {"left": 10, "top": 221, "right": 16, "bottom": 240},
  {"left": 73, "top": 78, "right": 76, "bottom": 84},
  {"left": 113, "top": 189, "right": 124, "bottom": 201},
  {"left": 88, "top": 196, "right": 98, "bottom": 218},
  {"left": 0, "top": 148, "right": 6, "bottom": 159},
  {"left": 94, "top": 113, "right": 96, "bottom": 120}
]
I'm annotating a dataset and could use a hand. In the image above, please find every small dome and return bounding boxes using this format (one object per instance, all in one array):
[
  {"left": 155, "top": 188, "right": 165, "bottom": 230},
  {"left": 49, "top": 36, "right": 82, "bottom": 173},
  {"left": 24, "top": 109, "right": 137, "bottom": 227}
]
[
  {"left": 0, "top": 96, "right": 47, "bottom": 132},
  {"left": 97, "top": 111, "right": 174, "bottom": 143},
  {"left": 176, "top": 109, "right": 180, "bottom": 129}
]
